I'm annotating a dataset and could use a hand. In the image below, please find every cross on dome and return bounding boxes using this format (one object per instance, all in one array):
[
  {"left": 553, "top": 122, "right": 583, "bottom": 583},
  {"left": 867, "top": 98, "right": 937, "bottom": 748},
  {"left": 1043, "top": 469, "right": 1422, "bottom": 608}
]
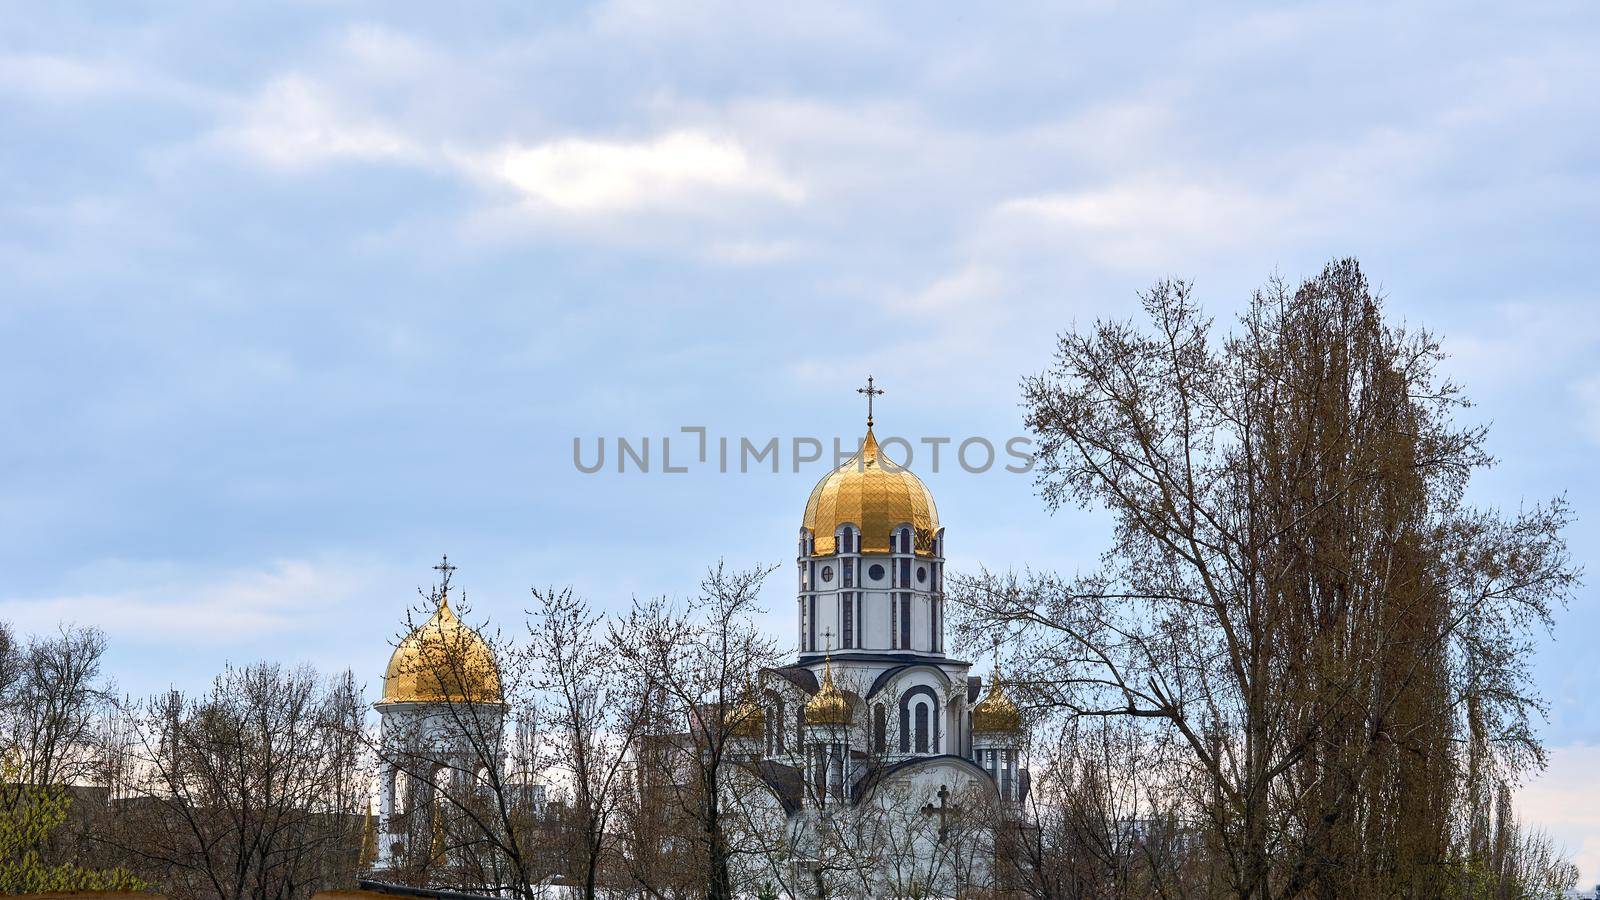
[
  {"left": 433, "top": 555, "right": 456, "bottom": 605},
  {"left": 856, "top": 375, "right": 884, "bottom": 428}
]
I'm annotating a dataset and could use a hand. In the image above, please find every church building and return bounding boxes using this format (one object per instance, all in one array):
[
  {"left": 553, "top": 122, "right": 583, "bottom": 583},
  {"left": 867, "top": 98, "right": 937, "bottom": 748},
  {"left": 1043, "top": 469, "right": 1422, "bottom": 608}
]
[
  {"left": 721, "top": 384, "right": 1029, "bottom": 896},
  {"left": 366, "top": 383, "right": 1027, "bottom": 897}
]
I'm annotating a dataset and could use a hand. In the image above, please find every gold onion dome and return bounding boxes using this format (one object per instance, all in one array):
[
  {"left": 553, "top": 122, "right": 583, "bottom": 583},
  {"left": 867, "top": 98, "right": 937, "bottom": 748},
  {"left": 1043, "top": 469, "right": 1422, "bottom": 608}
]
[
  {"left": 805, "top": 658, "right": 853, "bottom": 726},
  {"left": 380, "top": 595, "right": 503, "bottom": 705},
  {"left": 971, "top": 673, "right": 1021, "bottom": 733},
  {"left": 725, "top": 692, "right": 766, "bottom": 740},
  {"left": 802, "top": 427, "right": 940, "bottom": 557}
]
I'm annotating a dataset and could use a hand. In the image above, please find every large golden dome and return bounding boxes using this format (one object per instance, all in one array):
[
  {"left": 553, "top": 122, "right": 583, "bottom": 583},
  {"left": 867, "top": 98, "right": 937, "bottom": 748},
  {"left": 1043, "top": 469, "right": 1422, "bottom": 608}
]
[
  {"left": 801, "top": 428, "right": 939, "bottom": 557},
  {"left": 379, "top": 596, "right": 503, "bottom": 706}
]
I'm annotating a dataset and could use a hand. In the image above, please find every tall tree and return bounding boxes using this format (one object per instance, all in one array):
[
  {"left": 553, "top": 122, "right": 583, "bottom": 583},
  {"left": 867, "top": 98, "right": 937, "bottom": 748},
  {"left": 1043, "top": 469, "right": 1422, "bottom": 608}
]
[{"left": 953, "top": 260, "right": 1577, "bottom": 898}]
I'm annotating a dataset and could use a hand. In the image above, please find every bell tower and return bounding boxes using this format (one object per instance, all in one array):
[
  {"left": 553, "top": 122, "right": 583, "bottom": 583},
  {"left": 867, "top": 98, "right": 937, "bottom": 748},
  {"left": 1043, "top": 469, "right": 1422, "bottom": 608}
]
[{"left": 796, "top": 378, "right": 946, "bottom": 662}]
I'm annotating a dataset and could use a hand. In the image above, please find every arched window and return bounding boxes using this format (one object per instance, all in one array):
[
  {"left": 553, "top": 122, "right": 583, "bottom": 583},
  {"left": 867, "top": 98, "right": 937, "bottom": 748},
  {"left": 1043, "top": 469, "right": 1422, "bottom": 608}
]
[
  {"left": 394, "top": 769, "right": 410, "bottom": 816},
  {"left": 767, "top": 695, "right": 786, "bottom": 756},
  {"left": 898, "top": 685, "right": 940, "bottom": 753},
  {"left": 873, "top": 703, "right": 887, "bottom": 754}
]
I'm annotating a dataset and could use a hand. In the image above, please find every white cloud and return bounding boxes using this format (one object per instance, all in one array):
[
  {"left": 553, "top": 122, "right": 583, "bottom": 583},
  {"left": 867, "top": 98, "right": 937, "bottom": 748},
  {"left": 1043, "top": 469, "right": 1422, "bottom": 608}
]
[
  {"left": 478, "top": 131, "right": 803, "bottom": 214},
  {"left": 1443, "top": 303, "right": 1600, "bottom": 392},
  {"left": 214, "top": 75, "right": 423, "bottom": 170},
  {"left": 209, "top": 76, "right": 803, "bottom": 225},
  {"left": 993, "top": 179, "right": 1287, "bottom": 269},
  {"left": 895, "top": 264, "right": 1004, "bottom": 314},
  {"left": 0, "top": 51, "right": 219, "bottom": 108},
  {"left": 0, "top": 560, "right": 365, "bottom": 643},
  {"left": 1518, "top": 743, "right": 1600, "bottom": 886},
  {"left": 705, "top": 238, "right": 804, "bottom": 264}
]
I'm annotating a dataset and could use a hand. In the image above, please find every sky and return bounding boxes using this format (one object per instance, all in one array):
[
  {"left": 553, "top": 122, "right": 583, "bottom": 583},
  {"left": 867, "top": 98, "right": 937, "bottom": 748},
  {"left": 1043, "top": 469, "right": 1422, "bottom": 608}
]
[{"left": 2, "top": 0, "right": 1597, "bottom": 882}]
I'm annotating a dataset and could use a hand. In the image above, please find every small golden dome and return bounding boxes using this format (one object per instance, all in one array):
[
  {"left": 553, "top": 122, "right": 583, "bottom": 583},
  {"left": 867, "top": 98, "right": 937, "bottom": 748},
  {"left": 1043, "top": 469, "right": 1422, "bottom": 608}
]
[
  {"left": 971, "top": 674, "right": 1021, "bottom": 733},
  {"left": 725, "top": 693, "right": 766, "bottom": 740},
  {"left": 804, "top": 659, "right": 853, "bottom": 727},
  {"left": 379, "top": 596, "right": 502, "bottom": 705},
  {"left": 802, "top": 428, "right": 940, "bottom": 557}
]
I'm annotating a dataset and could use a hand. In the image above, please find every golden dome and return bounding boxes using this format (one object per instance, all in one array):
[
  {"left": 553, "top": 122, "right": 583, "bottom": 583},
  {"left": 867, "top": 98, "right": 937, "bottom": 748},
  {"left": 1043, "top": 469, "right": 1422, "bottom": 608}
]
[
  {"left": 971, "top": 674, "right": 1021, "bottom": 733},
  {"left": 379, "top": 596, "right": 502, "bottom": 705},
  {"left": 804, "top": 659, "right": 853, "bottom": 727},
  {"left": 801, "top": 428, "right": 939, "bottom": 557},
  {"left": 725, "top": 693, "right": 766, "bottom": 740}
]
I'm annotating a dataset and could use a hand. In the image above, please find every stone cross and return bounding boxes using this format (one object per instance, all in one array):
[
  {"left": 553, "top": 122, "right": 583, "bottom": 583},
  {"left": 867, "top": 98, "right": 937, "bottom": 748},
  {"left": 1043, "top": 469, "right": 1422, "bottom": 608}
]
[{"left": 921, "top": 784, "right": 956, "bottom": 843}]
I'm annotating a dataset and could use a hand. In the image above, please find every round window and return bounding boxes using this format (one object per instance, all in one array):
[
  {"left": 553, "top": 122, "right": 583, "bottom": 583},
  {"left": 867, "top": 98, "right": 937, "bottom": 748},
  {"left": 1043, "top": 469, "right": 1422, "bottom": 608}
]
[
  {"left": 868, "top": 563, "right": 886, "bottom": 580},
  {"left": 821, "top": 566, "right": 833, "bottom": 582},
  {"left": 916, "top": 566, "right": 928, "bottom": 583}
]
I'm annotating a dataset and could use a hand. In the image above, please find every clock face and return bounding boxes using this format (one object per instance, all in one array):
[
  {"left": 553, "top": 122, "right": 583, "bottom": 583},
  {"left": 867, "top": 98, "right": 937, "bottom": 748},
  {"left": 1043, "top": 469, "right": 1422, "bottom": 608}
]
[{"left": 868, "top": 564, "right": 886, "bottom": 580}]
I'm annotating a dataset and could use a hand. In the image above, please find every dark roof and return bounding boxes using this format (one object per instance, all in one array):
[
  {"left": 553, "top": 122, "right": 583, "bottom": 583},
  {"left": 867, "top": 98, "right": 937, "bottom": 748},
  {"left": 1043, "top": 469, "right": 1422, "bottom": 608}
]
[
  {"left": 746, "top": 759, "right": 805, "bottom": 813},
  {"left": 765, "top": 665, "right": 818, "bottom": 694},
  {"left": 795, "top": 650, "right": 971, "bottom": 668}
]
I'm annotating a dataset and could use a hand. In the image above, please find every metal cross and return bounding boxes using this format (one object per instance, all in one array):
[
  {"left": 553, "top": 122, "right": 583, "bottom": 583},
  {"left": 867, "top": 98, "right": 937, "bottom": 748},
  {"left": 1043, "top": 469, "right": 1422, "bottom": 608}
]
[
  {"left": 433, "top": 555, "right": 456, "bottom": 596},
  {"left": 821, "top": 627, "right": 835, "bottom": 655},
  {"left": 856, "top": 375, "right": 884, "bottom": 428},
  {"left": 921, "top": 784, "right": 956, "bottom": 843}
]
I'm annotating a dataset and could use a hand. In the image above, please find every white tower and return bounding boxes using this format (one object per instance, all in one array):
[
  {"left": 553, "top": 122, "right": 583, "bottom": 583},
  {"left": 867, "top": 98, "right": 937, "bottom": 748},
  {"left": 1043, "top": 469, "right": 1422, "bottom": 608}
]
[
  {"left": 796, "top": 377, "right": 947, "bottom": 664},
  {"left": 373, "top": 559, "right": 506, "bottom": 871}
]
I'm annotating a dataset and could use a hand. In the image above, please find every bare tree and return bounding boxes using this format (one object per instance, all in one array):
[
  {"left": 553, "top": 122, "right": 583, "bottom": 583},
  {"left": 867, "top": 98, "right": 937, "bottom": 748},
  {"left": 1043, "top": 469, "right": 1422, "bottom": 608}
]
[
  {"left": 608, "top": 562, "right": 779, "bottom": 900},
  {"left": 103, "top": 663, "right": 368, "bottom": 900},
  {"left": 527, "top": 586, "right": 644, "bottom": 900},
  {"left": 953, "top": 260, "right": 1578, "bottom": 898},
  {"left": 0, "top": 624, "right": 114, "bottom": 794}
]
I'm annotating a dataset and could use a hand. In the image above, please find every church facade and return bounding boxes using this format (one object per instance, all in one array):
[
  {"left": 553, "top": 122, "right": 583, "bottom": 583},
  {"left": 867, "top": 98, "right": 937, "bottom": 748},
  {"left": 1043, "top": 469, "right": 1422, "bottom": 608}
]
[
  {"left": 366, "top": 395, "right": 1027, "bottom": 897},
  {"left": 717, "top": 404, "right": 1029, "bottom": 897}
]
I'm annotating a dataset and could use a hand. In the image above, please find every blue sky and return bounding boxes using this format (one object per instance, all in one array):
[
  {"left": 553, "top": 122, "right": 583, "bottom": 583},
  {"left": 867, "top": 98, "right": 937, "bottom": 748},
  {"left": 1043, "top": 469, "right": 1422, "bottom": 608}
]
[{"left": 3, "top": 0, "right": 1598, "bottom": 879}]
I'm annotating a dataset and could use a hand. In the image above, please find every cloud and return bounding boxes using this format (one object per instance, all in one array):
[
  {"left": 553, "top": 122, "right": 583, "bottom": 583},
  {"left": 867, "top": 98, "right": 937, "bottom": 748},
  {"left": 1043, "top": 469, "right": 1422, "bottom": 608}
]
[
  {"left": 0, "top": 560, "right": 366, "bottom": 644},
  {"left": 895, "top": 264, "right": 1004, "bottom": 314},
  {"left": 475, "top": 131, "right": 803, "bottom": 214},
  {"left": 1443, "top": 302, "right": 1600, "bottom": 394},
  {"left": 704, "top": 238, "right": 805, "bottom": 265},
  {"left": 208, "top": 75, "right": 803, "bottom": 227},
  {"left": 213, "top": 75, "right": 423, "bottom": 170},
  {"left": 1518, "top": 743, "right": 1600, "bottom": 885},
  {"left": 0, "top": 52, "right": 214, "bottom": 106},
  {"left": 992, "top": 179, "right": 1287, "bottom": 269}
]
